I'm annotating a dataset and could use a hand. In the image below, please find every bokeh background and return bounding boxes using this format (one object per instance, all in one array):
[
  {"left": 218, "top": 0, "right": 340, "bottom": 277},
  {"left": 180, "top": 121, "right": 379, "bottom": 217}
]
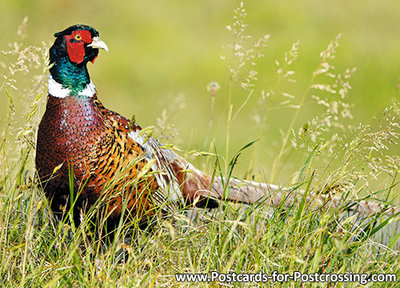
[{"left": 2, "top": 0, "right": 400, "bottom": 185}]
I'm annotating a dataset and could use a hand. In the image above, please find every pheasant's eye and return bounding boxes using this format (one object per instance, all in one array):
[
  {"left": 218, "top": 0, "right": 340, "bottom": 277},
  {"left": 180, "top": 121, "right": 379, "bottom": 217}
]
[{"left": 74, "top": 34, "right": 82, "bottom": 41}]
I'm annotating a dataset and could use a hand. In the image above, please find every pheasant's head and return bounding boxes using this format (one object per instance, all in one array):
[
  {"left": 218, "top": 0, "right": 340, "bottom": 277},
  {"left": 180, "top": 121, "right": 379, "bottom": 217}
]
[
  {"left": 50, "top": 24, "right": 108, "bottom": 66},
  {"left": 49, "top": 25, "right": 108, "bottom": 97}
]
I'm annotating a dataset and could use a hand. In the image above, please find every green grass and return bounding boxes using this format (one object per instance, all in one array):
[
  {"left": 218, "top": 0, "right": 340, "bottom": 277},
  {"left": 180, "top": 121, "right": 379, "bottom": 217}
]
[{"left": 1, "top": 2, "right": 400, "bottom": 287}]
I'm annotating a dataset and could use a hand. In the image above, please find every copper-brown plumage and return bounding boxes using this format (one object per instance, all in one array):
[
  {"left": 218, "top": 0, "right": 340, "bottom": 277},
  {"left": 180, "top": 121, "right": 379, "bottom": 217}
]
[{"left": 36, "top": 93, "right": 159, "bottom": 226}]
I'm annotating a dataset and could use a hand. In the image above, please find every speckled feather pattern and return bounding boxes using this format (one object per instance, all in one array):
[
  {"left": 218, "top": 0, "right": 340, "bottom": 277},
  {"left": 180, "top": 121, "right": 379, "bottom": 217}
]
[{"left": 36, "top": 94, "right": 160, "bottom": 226}]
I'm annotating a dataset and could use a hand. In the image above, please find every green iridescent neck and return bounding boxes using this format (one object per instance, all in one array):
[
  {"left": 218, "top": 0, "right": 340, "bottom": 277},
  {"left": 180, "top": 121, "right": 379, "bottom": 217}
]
[{"left": 49, "top": 56, "right": 91, "bottom": 94}]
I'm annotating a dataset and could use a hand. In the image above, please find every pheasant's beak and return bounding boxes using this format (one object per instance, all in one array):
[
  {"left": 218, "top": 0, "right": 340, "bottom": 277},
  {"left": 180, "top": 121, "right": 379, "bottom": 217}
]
[{"left": 88, "top": 37, "right": 109, "bottom": 52}]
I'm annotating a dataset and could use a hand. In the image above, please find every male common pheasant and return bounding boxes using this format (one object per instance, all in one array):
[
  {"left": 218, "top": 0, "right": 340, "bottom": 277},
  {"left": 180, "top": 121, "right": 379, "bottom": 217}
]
[{"left": 36, "top": 25, "right": 398, "bottom": 232}]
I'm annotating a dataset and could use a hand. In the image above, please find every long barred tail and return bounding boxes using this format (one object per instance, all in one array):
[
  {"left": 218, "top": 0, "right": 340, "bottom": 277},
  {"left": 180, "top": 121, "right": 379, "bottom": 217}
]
[
  {"left": 217, "top": 178, "right": 399, "bottom": 216},
  {"left": 171, "top": 157, "right": 399, "bottom": 217}
]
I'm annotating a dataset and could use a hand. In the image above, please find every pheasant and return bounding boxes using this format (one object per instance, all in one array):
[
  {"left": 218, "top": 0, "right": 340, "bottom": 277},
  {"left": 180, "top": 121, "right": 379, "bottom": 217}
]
[{"left": 36, "top": 25, "right": 398, "bottom": 233}]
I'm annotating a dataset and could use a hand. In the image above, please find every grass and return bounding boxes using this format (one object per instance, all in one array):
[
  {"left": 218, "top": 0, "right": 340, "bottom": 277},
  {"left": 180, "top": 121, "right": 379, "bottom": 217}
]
[{"left": 1, "top": 3, "right": 400, "bottom": 287}]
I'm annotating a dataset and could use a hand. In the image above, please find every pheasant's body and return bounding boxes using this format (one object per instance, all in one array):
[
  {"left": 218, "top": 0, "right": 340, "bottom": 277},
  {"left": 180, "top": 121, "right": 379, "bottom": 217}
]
[
  {"left": 36, "top": 92, "right": 164, "bottom": 225},
  {"left": 36, "top": 25, "right": 398, "bottom": 232}
]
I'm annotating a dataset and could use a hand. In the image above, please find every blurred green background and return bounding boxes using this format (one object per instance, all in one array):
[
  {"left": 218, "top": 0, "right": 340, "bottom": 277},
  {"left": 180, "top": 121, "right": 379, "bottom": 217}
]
[{"left": 2, "top": 0, "right": 400, "bottom": 183}]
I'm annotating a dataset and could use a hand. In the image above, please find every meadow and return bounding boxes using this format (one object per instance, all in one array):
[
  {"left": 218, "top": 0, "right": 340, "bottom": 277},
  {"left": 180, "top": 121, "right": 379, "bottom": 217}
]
[{"left": 1, "top": 0, "right": 400, "bottom": 286}]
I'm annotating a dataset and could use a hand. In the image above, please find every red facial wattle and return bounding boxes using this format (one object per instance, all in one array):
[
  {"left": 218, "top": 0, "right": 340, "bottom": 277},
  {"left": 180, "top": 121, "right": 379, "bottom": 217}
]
[{"left": 65, "top": 30, "right": 92, "bottom": 64}]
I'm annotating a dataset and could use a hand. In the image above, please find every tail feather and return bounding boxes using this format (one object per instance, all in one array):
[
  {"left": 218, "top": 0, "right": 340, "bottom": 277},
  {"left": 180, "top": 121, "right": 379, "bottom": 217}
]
[{"left": 171, "top": 156, "right": 399, "bottom": 217}]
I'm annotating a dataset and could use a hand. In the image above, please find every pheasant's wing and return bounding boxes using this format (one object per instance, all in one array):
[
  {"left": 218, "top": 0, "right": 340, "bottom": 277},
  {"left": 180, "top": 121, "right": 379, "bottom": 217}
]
[
  {"left": 93, "top": 95, "right": 182, "bottom": 216},
  {"left": 126, "top": 129, "right": 183, "bottom": 213}
]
